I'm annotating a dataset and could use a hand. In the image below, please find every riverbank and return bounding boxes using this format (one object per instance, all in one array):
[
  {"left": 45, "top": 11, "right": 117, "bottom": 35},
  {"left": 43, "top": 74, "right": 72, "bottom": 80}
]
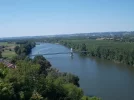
[{"left": 58, "top": 39, "right": 134, "bottom": 66}]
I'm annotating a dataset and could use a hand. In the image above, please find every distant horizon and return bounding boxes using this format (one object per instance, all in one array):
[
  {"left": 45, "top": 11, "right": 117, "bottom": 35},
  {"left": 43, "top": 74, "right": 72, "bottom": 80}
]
[
  {"left": 1, "top": 30, "right": 134, "bottom": 38},
  {"left": 1, "top": 0, "right": 134, "bottom": 37}
]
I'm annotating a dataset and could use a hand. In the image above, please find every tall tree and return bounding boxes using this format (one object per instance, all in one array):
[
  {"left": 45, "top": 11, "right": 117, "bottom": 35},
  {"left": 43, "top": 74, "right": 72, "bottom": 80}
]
[
  {"left": 80, "top": 43, "right": 87, "bottom": 56},
  {"left": 0, "top": 51, "right": 2, "bottom": 58}
]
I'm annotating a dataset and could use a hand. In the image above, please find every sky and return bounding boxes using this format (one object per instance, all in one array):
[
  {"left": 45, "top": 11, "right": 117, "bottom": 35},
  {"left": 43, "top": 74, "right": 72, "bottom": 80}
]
[{"left": 0, "top": 0, "right": 134, "bottom": 37}]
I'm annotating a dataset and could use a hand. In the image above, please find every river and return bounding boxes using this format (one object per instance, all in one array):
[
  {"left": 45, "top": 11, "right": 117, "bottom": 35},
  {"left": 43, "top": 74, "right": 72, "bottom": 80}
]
[{"left": 31, "top": 43, "right": 134, "bottom": 100}]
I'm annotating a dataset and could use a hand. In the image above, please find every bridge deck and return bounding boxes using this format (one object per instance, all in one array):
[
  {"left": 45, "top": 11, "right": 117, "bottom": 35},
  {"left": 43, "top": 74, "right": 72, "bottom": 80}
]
[{"left": 30, "top": 51, "right": 88, "bottom": 56}]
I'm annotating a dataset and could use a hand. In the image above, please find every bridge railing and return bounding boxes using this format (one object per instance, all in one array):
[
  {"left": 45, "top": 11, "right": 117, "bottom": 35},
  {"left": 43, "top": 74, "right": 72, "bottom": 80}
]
[{"left": 30, "top": 50, "right": 90, "bottom": 56}]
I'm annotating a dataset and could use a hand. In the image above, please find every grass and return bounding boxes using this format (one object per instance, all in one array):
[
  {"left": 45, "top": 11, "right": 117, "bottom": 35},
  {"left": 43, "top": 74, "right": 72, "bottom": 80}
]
[
  {"left": 62, "top": 39, "right": 134, "bottom": 52},
  {"left": 0, "top": 42, "right": 16, "bottom": 47},
  {"left": 2, "top": 50, "right": 17, "bottom": 58},
  {"left": 0, "top": 42, "right": 17, "bottom": 59}
]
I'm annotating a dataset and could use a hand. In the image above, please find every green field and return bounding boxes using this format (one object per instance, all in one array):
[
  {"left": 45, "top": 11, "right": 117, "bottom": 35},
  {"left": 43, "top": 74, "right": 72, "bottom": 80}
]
[
  {"left": 0, "top": 42, "right": 16, "bottom": 46},
  {"left": 2, "top": 50, "right": 17, "bottom": 58},
  {"left": 0, "top": 42, "right": 17, "bottom": 58},
  {"left": 61, "top": 39, "right": 134, "bottom": 50}
]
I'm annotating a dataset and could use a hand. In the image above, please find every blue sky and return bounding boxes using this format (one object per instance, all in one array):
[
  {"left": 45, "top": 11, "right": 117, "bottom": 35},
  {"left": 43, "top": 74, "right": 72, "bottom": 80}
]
[{"left": 0, "top": 0, "right": 134, "bottom": 37}]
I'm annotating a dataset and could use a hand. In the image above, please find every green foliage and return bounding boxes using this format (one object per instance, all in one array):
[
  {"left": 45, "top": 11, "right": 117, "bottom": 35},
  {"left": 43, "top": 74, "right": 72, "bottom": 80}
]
[
  {"left": 60, "top": 39, "right": 134, "bottom": 66},
  {"left": 0, "top": 82, "right": 14, "bottom": 100},
  {"left": 33, "top": 55, "right": 51, "bottom": 74},
  {"left": 0, "top": 64, "right": 8, "bottom": 79},
  {"left": 81, "top": 96, "right": 101, "bottom": 100},
  {"left": 62, "top": 73, "right": 80, "bottom": 87},
  {"left": 14, "top": 41, "right": 35, "bottom": 56},
  {"left": 14, "top": 46, "right": 20, "bottom": 54},
  {"left": 0, "top": 51, "right": 2, "bottom": 58},
  {"left": 30, "top": 91, "right": 44, "bottom": 100},
  {"left": 63, "top": 83, "right": 83, "bottom": 100},
  {"left": 80, "top": 43, "right": 87, "bottom": 56},
  {"left": 0, "top": 55, "right": 98, "bottom": 100}
]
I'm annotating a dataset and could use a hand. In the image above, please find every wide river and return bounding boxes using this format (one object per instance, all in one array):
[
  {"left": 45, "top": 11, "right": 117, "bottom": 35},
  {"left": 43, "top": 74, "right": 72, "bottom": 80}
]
[{"left": 31, "top": 43, "right": 134, "bottom": 100}]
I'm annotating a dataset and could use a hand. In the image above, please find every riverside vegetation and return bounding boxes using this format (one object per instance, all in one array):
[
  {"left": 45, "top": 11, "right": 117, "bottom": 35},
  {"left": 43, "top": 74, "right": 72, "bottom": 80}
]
[
  {"left": 0, "top": 41, "right": 100, "bottom": 100},
  {"left": 59, "top": 39, "right": 134, "bottom": 66}
]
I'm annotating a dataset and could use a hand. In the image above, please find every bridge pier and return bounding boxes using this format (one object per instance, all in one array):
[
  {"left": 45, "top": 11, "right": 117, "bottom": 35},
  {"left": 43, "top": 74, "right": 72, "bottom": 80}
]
[{"left": 70, "top": 48, "right": 73, "bottom": 57}]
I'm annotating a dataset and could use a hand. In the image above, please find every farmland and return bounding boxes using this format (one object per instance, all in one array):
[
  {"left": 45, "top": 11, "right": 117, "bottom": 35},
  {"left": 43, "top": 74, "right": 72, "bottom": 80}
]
[{"left": 0, "top": 42, "right": 17, "bottom": 58}]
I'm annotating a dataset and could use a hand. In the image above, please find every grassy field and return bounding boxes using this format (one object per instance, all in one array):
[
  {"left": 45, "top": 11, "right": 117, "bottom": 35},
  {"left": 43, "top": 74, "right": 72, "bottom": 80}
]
[
  {"left": 0, "top": 42, "right": 17, "bottom": 58},
  {"left": 2, "top": 50, "right": 17, "bottom": 58},
  {"left": 62, "top": 39, "right": 134, "bottom": 50}
]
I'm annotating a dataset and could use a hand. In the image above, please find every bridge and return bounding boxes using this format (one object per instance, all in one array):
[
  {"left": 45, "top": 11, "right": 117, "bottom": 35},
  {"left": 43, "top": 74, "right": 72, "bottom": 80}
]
[{"left": 30, "top": 48, "right": 88, "bottom": 57}]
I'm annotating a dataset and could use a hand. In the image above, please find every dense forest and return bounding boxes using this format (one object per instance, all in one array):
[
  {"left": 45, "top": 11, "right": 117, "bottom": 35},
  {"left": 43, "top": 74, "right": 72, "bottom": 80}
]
[
  {"left": 0, "top": 41, "right": 100, "bottom": 100},
  {"left": 58, "top": 39, "right": 134, "bottom": 66},
  {"left": 14, "top": 41, "right": 36, "bottom": 55}
]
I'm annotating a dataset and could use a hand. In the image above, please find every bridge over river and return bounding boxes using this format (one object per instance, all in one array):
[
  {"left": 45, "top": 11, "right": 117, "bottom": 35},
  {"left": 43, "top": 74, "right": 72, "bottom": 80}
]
[{"left": 30, "top": 48, "right": 88, "bottom": 56}]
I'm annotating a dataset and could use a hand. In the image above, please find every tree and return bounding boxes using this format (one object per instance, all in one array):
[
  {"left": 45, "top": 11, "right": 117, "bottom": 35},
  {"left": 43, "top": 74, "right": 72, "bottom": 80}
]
[
  {"left": 80, "top": 43, "right": 87, "bottom": 56},
  {"left": 30, "top": 91, "right": 44, "bottom": 100},
  {"left": 33, "top": 55, "right": 51, "bottom": 74},
  {"left": 0, "top": 63, "right": 8, "bottom": 79},
  {"left": 63, "top": 73, "right": 80, "bottom": 87},
  {"left": 81, "top": 96, "right": 101, "bottom": 100},
  {"left": 0, "top": 82, "right": 14, "bottom": 100},
  {"left": 2, "top": 46, "right": 5, "bottom": 48},
  {"left": 0, "top": 51, "right": 2, "bottom": 58},
  {"left": 63, "top": 84, "right": 83, "bottom": 100},
  {"left": 14, "top": 46, "right": 20, "bottom": 54},
  {"left": 14, "top": 41, "right": 35, "bottom": 56}
]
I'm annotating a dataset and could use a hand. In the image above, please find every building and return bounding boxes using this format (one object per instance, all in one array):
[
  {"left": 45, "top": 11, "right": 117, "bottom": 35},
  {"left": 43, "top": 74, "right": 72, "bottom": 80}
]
[{"left": 0, "top": 58, "right": 16, "bottom": 68}]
